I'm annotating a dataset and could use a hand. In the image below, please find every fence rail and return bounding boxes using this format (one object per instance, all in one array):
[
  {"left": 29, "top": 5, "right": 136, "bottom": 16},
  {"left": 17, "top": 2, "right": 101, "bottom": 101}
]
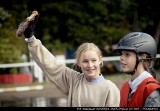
[
  {"left": 0, "top": 54, "right": 160, "bottom": 68},
  {"left": 0, "top": 54, "right": 159, "bottom": 83}
]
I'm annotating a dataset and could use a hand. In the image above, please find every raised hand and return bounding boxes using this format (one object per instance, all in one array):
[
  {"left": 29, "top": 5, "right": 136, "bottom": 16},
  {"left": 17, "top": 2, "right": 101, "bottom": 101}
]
[{"left": 16, "top": 10, "right": 39, "bottom": 38}]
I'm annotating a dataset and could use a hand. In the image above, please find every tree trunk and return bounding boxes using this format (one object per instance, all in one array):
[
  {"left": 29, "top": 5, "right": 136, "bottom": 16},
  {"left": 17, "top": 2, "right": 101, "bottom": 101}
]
[{"left": 154, "top": 20, "right": 160, "bottom": 48}]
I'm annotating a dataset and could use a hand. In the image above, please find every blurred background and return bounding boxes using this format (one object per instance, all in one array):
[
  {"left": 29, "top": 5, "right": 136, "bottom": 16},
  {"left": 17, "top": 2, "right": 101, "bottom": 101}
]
[{"left": 0, "top": 0, "right": 160, "bottom": 107}]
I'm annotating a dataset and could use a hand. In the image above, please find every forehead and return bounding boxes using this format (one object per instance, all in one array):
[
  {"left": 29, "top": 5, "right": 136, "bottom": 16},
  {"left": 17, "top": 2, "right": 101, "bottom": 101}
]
[
  {"left": 82, "top": 50, "right": 99, "bottom": 59},
  {"left": 121, "top": 50, "right": 136, "bottom": 54}
]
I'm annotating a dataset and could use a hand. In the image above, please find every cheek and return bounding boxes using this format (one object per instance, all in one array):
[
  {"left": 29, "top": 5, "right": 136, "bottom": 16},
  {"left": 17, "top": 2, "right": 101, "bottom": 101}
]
[
  {"left": 79, "top": 63, "right": 86, "bottom": 69},
  {"left": 128, "top": 58, "right": 136, "bottom": 67},
  {"left": 97, "top": 62, "right": 102, "bottom": 67}
]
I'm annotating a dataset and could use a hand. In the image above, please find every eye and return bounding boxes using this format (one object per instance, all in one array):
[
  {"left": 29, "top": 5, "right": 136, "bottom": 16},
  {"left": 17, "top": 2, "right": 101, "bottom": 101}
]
[
  {"left": 82, "top": 60, "right": 88, "bottom": 63},
  {"left": 125, "top": 53, "right": 131, "bottom": 57},
  {"left": 125, "top": 53, "right": 129, "bottom": 56},
  {"left": 92, "top": 59, "right": 97, "bottom": 62}
]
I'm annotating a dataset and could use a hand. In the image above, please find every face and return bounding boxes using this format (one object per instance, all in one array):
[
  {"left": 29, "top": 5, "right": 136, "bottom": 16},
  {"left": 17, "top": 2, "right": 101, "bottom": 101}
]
[
  {"left": 120, "top": 50, "right": 136, "bottom": 73},
  {"left": 78, "top": 50, "right": 102, "bottom": 79}
]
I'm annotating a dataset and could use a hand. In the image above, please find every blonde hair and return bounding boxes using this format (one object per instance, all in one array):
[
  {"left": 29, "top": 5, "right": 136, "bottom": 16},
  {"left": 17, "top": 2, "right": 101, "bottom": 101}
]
[{"left": 73, "top": 43, "right": 103, "bottom": 72}]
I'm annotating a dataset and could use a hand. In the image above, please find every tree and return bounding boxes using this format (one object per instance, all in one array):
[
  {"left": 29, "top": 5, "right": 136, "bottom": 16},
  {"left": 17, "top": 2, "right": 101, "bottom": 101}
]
[
  {"left": 0, "top": 7, "right": 27, "bottom": 74},
  {"left": 32, "top": 0, "right": 131, "bottom": 53}
]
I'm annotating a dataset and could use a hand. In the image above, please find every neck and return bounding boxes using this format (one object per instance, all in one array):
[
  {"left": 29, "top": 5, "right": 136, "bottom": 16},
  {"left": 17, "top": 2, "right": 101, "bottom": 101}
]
[{"left": 131, "top": 63, "right": 145, "bottom": 81}]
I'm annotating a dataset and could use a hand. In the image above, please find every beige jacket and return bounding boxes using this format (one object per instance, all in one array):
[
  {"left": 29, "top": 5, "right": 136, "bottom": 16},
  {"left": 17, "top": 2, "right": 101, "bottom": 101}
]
[{"left": 26, "top": 36, "right": 120, "bottom": 107}]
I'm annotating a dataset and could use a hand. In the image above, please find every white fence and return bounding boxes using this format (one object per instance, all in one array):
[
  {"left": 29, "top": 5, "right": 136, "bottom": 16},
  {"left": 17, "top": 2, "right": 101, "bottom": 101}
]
[{"left": 0, "top": 54, "right": 160, "bottom": 83}]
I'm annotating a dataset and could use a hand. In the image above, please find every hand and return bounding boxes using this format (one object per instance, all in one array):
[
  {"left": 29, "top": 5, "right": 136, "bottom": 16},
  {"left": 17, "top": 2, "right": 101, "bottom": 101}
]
[{"left": 24, "top": 12, "right": 39, "bottom": 38}]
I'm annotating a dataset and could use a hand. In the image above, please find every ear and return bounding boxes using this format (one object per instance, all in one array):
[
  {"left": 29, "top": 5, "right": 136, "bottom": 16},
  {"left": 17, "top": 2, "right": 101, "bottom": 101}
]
[
  {"left": 100, "top": 62, "right": 103, "bottom": 67},
  {"left": 100, "top": 58, "right": 103, "bottom": 67},
  {"left": 139, "top": 53, "right": 147, "bottom": 59}
]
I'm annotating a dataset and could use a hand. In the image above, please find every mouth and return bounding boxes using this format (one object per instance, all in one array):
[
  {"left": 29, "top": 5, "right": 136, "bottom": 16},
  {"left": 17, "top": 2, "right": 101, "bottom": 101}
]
[
  {"left": 120, "top": 63, "right": 127, "bottom": 68},
  {"left": 86, "top": 69, "right": 95, "bottom": 73}
]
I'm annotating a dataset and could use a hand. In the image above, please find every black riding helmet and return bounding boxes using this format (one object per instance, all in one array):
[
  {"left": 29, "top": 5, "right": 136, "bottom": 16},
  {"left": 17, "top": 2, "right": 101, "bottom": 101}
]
[{"left": 114, "top": 32, "right": 157, "bottom": 74}]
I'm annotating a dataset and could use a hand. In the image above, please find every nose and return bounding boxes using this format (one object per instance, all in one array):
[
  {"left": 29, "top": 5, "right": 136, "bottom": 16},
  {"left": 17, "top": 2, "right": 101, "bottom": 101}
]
[
  {"left": 120, "top": 55, "right": 124, "bottom": 61},
  {"left": 88, "top": 61, "right": 93, "bottom": 67}
]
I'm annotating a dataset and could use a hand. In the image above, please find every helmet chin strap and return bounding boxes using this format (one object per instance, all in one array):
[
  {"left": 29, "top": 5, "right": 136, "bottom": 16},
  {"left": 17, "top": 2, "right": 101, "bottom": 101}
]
[{"left": 125, "top": 50, "right": 140, "bottom": 75}]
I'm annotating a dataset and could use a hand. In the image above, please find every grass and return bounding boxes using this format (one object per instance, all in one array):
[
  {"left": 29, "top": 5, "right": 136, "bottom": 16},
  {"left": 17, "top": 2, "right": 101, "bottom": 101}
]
[
  {"left": 0, "top": 71, "right": 160, "bottom": 90},
  {"left": 105, "top": 73, "right": 130, "bottom": 89},
  {"left": 105, "top": 71, "right": 160, "bottom": 89}
]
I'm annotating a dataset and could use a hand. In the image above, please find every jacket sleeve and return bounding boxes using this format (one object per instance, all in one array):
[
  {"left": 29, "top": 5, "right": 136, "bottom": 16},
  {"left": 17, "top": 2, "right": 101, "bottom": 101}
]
[
  {"left": 144, "top": 89, "right": 160, "bottom": 107},
  {"left": 26, "top": 36, "right": 79, "bottom": 95}
]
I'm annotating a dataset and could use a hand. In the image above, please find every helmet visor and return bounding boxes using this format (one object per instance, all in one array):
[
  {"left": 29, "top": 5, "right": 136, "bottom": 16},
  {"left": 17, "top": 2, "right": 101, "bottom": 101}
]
[{"left": 114, "top": 46, "right": 136, "bottom": 52}]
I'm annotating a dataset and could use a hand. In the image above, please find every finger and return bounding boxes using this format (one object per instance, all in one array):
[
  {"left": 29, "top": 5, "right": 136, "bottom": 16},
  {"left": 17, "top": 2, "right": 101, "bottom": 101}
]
[{"left": 34, "top": 14, "right": 39, "bottom": 23}]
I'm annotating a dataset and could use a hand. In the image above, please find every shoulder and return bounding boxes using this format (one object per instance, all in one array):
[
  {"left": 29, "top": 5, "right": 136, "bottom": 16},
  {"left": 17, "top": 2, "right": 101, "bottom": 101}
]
[
  {"left": 141, "top": 77, "right": 160, "bottom": 99},
  {"left": 145, "top": 89, "right": 160, "bottom": 107},
  {"left": 142, "top": 77, "right": 160, "bottom": 88},
  {"left": 69, "top": 69, "right": 85, "bottom": 81},
  {"left": 103, "top": 79, "right": 120, "bottom": 90},
  {"left": 103, "top": 79, "right": 116, "bottom": 85}
]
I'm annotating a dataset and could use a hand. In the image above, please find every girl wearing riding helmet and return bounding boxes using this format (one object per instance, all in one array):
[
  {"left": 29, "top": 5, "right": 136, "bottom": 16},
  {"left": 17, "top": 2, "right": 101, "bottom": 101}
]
[{"left": 114, "top": 32, "right": 160, "bottom": 107}]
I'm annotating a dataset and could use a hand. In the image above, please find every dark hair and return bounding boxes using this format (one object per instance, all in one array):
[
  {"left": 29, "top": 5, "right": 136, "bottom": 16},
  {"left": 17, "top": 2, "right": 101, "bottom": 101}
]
[
  {"left": 141, "top": 54, "right": 157, "bottom": 79},
  {"left": 144, "top": 61, "right": 156, "bottom": 79}
]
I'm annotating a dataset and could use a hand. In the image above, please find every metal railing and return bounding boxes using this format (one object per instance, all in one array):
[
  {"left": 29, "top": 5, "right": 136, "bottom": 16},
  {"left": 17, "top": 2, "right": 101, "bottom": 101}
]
[
  {"left": 0, "top": 54, "right": 159, "bottom": 83},
  {"left": 0, "top": 54, "right": 160, "bottom": 68}
]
